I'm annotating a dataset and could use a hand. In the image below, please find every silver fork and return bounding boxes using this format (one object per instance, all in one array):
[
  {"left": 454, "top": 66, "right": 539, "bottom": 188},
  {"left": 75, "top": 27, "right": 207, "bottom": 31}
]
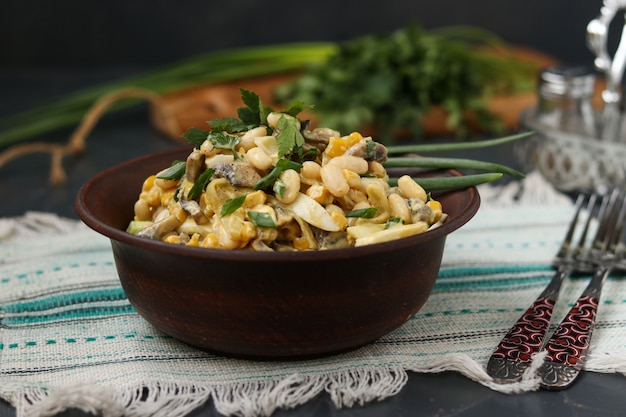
[
  {"left": 538, "top": 190, "right": 626, "bottom": 389},
  {"left": 486, "top": 192, "right": 614, "bottom": 383}
]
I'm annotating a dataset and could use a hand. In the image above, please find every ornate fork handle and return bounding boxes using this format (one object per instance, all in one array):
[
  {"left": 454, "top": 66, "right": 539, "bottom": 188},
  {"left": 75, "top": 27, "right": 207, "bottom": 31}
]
[
  {"left": 486, "top": 267, "right": 570, "bottom": 382},
  {"left": 537, "top": 265, "right": 610, "bottom": 390}
]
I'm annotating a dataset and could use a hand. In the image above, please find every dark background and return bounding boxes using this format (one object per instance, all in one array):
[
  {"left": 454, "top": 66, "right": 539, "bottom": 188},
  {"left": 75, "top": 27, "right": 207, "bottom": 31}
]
[{"left": 0, "top": 0, "right": 605, "bottom": 69}]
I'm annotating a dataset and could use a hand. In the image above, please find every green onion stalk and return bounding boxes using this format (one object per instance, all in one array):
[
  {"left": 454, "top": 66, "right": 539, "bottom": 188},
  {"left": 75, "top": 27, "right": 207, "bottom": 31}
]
[
  {"left": 385, "top": 131, "right": 532, "bottom": 189},
  {"left": 0, "top": 43, "right": 337, "bottom": 149}
]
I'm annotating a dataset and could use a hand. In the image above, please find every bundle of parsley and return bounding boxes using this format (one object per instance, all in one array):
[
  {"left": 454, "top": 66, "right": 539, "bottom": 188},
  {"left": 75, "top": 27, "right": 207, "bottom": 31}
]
[
  {"left": 0, "top": 23, "right": 537, "bottom": 149},
  {"left": 274, "top": 24, "right": 538, "bottom": 141}
]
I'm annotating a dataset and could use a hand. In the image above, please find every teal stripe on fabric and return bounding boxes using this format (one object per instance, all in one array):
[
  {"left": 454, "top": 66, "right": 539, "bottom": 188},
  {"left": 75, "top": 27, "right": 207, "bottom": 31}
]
[
  {"left": 438, "top": 264, "right": 553, "bottom": 279},
  {"left": 434, "top": 264, "right": 554, "bottom": 291},
  {"left": 0, "top": 261, "right": 115, "bottom": 285},
  {"left": 2, "top": 304, "right": 137, "bottom": 326},
  {"left": 3, "top": 287, "right": 127, "bottom": 313}
]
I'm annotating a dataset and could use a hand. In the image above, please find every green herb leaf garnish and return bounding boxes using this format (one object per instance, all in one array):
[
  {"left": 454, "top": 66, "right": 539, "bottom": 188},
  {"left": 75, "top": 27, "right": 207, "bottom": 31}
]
[
  {"left": 276, "top": 116, "right": 305, "bottom": 158},
  {"left": 207, "top": 131, "right": 242, "bottom": 158},
  {"left": 208, "top": 117, "right": 248, "bottom": 133},
  {"left": 180, "top": 127, "right": 209, "bottom": 148},
  {"left": 221, "top": 194, "right": 247, "bottom": 217},
  {"left": 156, "top": 160, "right": 186, "bottom": 180},
  {"left": 385, "top": 217, "right": 404, "bottom": 229},
  {"left": 187, "top": 168, "right": 215, "bottom": 200},
  {"left": 238, "top": 88, "right": 266, "bottom": 127},
  {"left": 345, "top": 207, "right": 378, "bottom": 218},
  {"left": 247, "top": 211, "right": 277, "bottom": 228},
  {"left": 282, "top": 100, "right": 312, "bottom": 117},
  {"left": 273, "top": 178, "right": 286, "bottom": 198}
]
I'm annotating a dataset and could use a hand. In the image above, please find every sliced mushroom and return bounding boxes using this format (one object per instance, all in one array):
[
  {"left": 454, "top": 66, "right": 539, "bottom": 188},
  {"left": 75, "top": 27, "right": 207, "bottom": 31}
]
[
  {"left": 213, "top": 162, "right": 262, "bottom": 188},
  {"left": 345, "top": 140, "right": 388, "bottom": 163},
  {"left": 136, "top": 215, "right": 181, "bottom": 240},
  {"left": 303, "top": 127, "right": 341, "bottom": 152},
  {"left": 185, "top": 150, "right": 205, "bottom": 182},
  {"left": 313, "top": 229, "right": 350, "bottom": 250},
  {"left": 407, "top": 198, "right": 435, "bottom": 224},
  {"left": 273, "top": 204, "right": 295, "bottom": 227},
  {"left": 180, "top": 199, "right": 208, "bottom": 223}
]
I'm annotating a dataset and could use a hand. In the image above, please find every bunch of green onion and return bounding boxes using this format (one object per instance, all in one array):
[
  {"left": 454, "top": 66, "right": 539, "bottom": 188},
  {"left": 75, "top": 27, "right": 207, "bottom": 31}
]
[{"left": 0, "top": 43, "right": 337, "bottom": 149}]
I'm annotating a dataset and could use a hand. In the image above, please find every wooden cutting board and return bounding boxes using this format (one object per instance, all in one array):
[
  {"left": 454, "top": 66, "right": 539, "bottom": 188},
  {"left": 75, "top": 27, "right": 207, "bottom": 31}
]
[{"left": 148, "top": 47, "right": 603, "bottom": 142}]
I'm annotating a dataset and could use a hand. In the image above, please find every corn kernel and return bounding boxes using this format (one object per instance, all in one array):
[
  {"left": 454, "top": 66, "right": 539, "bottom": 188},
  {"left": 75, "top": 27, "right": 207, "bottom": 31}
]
[
  {"left": 186, "top": 233, "right": 200, "bottom": 247},
  {"left": 142, "top": 175, "right": 156, "bottom": 192},
  {"left": 244, "top": 190, "right": 267, "bottom": 208},
  {"left": 169, "top": 203, "right": 188, "bottom": 223},
  {"left": 326, "top": 204, "right": 348, "bottom": 231},
  {"left": 427, "top": 199, "right": 443, "bottom": 222},
  {"left": 343, "top": 169, "right": 362, "bottom": 189},
  {"left": 305, "top": 184, "right": 329, "bottom": 204},
  {"left": 163, "top": 235, "right": 181, "bottom": 244},
  {"left": 346, "top": 132, "right": 363, "bottom": 148},
  {"left": 293, "top": 236, "right": 311, "bottom": 251},
  {"left": 200, "top": 233, "right": 219, "bottom": 248},
  {"left": 325, "top": 137, "right": 348, "bottom": 157},
  {"left": 145, "top": 187, "right": 161, "bottom": 207},
  {"left": 161, "top": 188, "right": 176, "bottom": 207}
]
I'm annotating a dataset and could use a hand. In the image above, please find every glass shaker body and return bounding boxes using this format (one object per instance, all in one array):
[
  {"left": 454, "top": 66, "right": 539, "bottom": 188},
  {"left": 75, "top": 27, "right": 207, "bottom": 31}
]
[{"left": 532, "top": 65, "right": 598, "bottom": 138}]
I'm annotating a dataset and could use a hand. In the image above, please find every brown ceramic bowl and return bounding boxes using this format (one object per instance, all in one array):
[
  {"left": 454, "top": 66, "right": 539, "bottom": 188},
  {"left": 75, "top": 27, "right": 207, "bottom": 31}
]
[{"left": 75, "top": 147, "right": 480, "bottom": 359}]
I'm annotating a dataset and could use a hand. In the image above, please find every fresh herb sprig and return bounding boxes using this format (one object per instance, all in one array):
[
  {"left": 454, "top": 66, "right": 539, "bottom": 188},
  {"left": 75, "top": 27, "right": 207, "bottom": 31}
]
[{"left": 274, "top": 24, "right": 538, "bottom": 141}]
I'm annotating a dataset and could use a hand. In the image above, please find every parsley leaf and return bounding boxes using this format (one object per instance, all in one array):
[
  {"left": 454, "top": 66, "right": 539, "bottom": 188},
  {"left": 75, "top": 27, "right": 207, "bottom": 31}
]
[
  {"left": 247, "top": 211, "right": 277, "bottom": 228},
  {"left": 207, "top": 131, "right": 242, "bottom": 158},
  {"left": 221, "top": 194, "right": 247, "bottom": 217},
  {"left": 187, "top": 168, "right": 215, "bottom": 200},
  {"left": 345, "top": 207, "right": 378, "bottom": 218},
  {"left": 276, "top": 115, "right": 305, "bottom": 158},
  {"left": 282, "top": 100, "right": 313, "bottom": 117},
  {"left": 238, "top": 88, "right": 263, "bottom": 126},
  {"left": 157, "top": 160, "right": 186, "bottom": 180},
  {"left": 208, "top": 117, "right": 248, "bottom": 133},
  {"left": 180, "top": 127, "right": 209, "bottom": 148}
]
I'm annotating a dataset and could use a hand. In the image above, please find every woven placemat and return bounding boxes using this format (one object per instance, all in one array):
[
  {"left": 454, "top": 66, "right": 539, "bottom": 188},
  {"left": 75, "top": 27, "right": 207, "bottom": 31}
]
[{"left": 2, "top": 174, "right": 625, "bottom": 417}]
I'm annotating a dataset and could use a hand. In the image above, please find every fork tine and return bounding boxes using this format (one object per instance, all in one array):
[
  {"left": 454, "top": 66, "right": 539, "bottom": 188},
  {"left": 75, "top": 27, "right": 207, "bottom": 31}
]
[
  {"left": 569, "top": 194, "right": 599, "bottom": 265},
  {"left": 593, "top": 189, "right": 621, "bottom": 252},
  {"left": 555, "top": 194, "right": 586, "bottom": 261},
  {"left": 605, "top": 191, "right": 626, "bottom": 251}
]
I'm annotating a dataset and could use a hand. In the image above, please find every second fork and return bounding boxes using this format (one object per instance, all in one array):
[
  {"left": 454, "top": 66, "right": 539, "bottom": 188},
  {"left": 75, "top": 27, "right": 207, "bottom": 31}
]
[
  {"left": 486, "top": 192, "right": 615, "bottom": 383},
  {"left": 538, "top": 190, "right": 626, "bottom": 389}
]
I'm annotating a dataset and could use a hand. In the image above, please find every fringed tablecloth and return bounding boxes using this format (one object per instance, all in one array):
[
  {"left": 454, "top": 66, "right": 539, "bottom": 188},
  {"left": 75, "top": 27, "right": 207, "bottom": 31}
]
[{"left": 1, "top": 172, "right": 626, "bottom": 417}]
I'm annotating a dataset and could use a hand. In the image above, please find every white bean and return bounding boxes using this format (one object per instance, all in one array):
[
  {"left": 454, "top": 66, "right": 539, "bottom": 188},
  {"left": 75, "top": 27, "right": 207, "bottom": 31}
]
[
  {"left": 239, "top": 126, "right": 267, "bottom": 150},
  {"left": 267, "top": 112, "right": 300, "bottom": 130},
  {"left": 388, "top": 193, "right": 411, "bottom": 224},
  {"left": 246, "top": 147, "right": 273, "bottom": 170},
  {"left": 397, "top": 175, "right": 427, "bottom": 202},
  {"left": 276, "top": 169, "right": 300, "bottom": 204},
  {"left": 327, "top": 155, "right": 368, "bottom": 174},
  {"left": 134, "top": 199, "right": 151, "bottom": 221},
  {"left": 320, "top": 164, "right": 349, "bottom": 197},
  {"left": 301, "top": 161, "right": 321, "bottom": 180}
]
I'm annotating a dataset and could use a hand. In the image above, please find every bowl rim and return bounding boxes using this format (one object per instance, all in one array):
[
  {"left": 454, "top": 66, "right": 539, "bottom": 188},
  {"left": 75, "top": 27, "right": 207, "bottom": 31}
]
[{"left": 75, "top": 147, "right": 480, "bottom": 261}]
